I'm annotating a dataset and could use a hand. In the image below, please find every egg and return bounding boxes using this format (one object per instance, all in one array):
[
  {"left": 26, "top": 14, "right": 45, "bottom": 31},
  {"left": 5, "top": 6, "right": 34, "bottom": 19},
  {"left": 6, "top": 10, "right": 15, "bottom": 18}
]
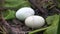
[
  {"left": 16, "top": 7, "right": 35, "bottom": 21},
  {"left": 25, "top": 16, "right": 45, "bottom": 28}
]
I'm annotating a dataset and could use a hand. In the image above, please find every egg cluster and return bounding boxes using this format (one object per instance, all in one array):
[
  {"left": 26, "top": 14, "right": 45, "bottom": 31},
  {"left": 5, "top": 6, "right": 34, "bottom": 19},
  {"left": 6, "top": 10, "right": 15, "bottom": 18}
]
[{"left": 16, "top": 7, "right": 45, "bottom": 28}]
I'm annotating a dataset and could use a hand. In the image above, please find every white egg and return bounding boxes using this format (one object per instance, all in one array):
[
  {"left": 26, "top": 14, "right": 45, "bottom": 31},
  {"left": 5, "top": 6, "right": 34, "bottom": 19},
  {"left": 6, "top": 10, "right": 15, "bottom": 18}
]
[
  {"left": 16, "top": 7, "right": 35, "bottom": 21},
  {"left": 25, "top": 16, "right": 45, "bottom": 28}
]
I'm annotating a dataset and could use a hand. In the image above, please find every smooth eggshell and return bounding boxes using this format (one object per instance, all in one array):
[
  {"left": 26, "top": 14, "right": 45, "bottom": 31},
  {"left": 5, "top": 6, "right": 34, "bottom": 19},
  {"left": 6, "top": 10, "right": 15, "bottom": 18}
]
[
  {"left": 16, "top": 7, "right": 35, "bottom": 21},
  {"left": 25, "top": 16, "right": 45, "bottom": 28}
]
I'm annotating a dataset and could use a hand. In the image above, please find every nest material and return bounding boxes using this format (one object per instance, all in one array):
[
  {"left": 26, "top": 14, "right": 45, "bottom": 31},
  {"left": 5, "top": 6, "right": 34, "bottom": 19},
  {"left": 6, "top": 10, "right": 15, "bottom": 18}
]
[{"left": 0, "top": 0, "right": 60, "bottom": 34}]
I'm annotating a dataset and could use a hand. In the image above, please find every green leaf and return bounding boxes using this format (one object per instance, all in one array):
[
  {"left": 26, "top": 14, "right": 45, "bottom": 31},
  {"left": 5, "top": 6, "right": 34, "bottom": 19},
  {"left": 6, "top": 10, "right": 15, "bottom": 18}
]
[
  {"left": 56, "top": 0, "right": 60, "bottom": 8},
  {"left": 57, "top": 14, "right": 60, "bottom": 34},
  {"left": 46, "top": 16, "right": 54, "bottom": 25},
  {"left": 57, "top": 0, "right": 60, "bottom": 3},
  {"left": 57, "top": 4, "right": 60, "bottom": 8},
  {"left": 42, "top": 0, "right": 53, "bottom": 8},
  {"left": 4, "top": 0, "right": 31, "bottom": 8},
  {"left": 3, "top": 10, "right": 16, "bottom": 20},
  {"left": 44, "top": 14, "right": 59, "bottom": 34},
  {"left": 29, "top": 27, "right": 49, "bottom": 34}
]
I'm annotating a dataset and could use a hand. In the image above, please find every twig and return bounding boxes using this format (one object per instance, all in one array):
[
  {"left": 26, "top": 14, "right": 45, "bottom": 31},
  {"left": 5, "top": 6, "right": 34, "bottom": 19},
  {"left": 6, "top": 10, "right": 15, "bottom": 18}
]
[
  {"left": 54, "top": 8, "right": 60, "bottom": 13},
  {"left": 0, "top": 26, "right": 6, "bottom": 34},
  {"left": 29, "top": 0, "right": 47, "bottom": 14},
  {"left": 0, "top": 31, "right": 3, "bottom": 33}
]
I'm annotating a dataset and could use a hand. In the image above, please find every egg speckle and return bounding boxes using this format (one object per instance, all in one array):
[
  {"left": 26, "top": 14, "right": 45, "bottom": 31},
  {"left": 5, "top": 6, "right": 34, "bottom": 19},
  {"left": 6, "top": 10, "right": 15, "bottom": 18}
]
[
  {"left": 25, "top": 16, "right": 45, "bottom": 28},
  {"left": 16, "top": 7, "right": 35, "bottom": 21}
]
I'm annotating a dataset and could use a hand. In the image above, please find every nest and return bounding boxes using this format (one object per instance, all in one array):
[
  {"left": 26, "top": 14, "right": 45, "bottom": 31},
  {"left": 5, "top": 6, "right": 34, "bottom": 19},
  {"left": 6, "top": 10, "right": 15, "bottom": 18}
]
[{"left": 0, "top": 0, "right": 60, "bottom": 34}]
